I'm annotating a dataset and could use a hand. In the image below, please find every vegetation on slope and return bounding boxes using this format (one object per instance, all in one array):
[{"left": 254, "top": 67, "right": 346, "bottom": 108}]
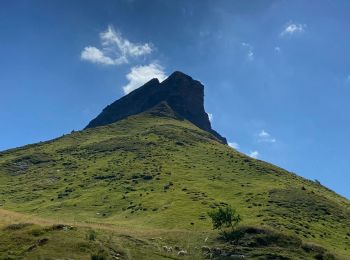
[
  {"left": 0, "top": 208, "right": 339, "bottom": 259},
  {"left": 0, "top": 104, "right": 349, "bottom": 259}
]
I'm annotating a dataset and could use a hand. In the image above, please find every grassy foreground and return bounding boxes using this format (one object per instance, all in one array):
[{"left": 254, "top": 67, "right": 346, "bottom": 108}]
[{"left": 0, "top": 104, "right": 349, "bottom": 259}]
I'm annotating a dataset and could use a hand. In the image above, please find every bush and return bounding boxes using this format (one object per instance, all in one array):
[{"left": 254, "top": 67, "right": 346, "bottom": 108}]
[
  {"left": 5, "top": 223, "right": 32, "bottom": 230},
  {"left": 91, "top": 249, "right": 108, "bottom": 260},
  {"left": 87, "top": 230, "right": 97, "bottom": 241},
  {"left": 208, "top": 205, "right": 241, "bottom": 240}
]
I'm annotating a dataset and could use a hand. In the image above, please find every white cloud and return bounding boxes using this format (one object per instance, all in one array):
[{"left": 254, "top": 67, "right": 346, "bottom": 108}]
[
  {"left": 100, "top": 26, "right": 152, "bottom": 57},
  {"left": 241, "top": 42, "right": 254, "bottom": 61},
  {"left": 81, "top": 46, "right": 125, "bottom": 65},
  {"left": 208, "top": 113, "right": 213, "bottom": 122},
  {"left": 249, "top": 150, "right": 259, "bottom": 159},
  {"left": 274, "top": 46, "right": 281, "bottom": 53},
  {"left": 122, "top": 63, "right": 167, "bottom": 94},
  {"left": 228, "top": 142, "right": 240, "bottom": 149},
  {"left": 81, "top": 25, "right": 153, "bottom": 65},
  {"left": 258, "top": 130, "right": 276, "bottom": 143},
  {"left": 280, "top": 23, "right": 306, "bottom": 36},
  {"left": 259, "top": 130, "right": 269, "bottom": 138}
]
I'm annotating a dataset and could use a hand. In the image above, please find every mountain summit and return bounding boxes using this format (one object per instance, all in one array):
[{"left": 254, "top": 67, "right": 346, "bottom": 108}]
[{"left": 86, "top": 71, "right": 227, "bottom": 143}]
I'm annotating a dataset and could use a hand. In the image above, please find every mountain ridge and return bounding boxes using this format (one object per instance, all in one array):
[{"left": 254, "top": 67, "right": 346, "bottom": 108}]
[{"left": 85, "top": 71, "right": 227, "bottom": 144}]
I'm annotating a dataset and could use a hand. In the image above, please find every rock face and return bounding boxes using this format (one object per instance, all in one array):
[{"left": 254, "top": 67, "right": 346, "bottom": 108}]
[{"left": 85, "top": 71, "right": 227, "bottom": 143}]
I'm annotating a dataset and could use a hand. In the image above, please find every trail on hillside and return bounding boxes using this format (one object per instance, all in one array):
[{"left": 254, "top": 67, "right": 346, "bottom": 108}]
[{"left": 0, "top": 208, "right": 200, "bottom": 238}]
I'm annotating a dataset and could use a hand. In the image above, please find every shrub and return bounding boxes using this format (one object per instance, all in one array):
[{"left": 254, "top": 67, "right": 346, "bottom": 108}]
[
  {"left": 208, "top": 205, "right": 241, "bottom": 240},
  {"left": 5, "top": 223, "right": 32, "bottom": 230},
  {"left": 87, "top": 230, "right": 97, "bottom": 241},
  {"left": 91, "top": 249, "right": 108, "bottom": 260}
]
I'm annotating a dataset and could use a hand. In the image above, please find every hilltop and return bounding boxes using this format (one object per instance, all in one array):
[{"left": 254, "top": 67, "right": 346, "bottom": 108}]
[
  {"left": 86, "top": 71, "right": 226, "bottom": 143},
  {"left": 0, "top": 72, "right": 349, "bottom": 259}
]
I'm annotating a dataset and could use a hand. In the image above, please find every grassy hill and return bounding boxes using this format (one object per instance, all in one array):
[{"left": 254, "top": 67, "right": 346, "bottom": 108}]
[{"left": 0, "top": 104, "right": 349, "bottom": 259}]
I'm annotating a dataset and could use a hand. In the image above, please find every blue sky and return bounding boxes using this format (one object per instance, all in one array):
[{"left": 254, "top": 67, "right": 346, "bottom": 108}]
[{"left": 0, "top": 0, "right": 349, "bottom": 198}]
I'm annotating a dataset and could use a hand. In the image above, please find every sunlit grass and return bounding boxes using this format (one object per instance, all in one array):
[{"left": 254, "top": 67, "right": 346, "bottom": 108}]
[{"left": 0, "top": 107, "right": 349, "bottom": 258}]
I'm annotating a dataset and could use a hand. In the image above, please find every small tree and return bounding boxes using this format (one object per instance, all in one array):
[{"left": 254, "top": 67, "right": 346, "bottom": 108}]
[{"left": 208, "top": 205, "right": 241, "bottom": 240}]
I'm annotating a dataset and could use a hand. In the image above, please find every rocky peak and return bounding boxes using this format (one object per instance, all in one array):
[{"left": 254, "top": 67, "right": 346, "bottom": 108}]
[{"left": 85, "top": 71, "right": 227, "bottom": 143}]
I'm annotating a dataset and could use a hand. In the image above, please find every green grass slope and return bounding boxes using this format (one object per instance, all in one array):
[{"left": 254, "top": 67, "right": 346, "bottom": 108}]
[{"left": 0, "top": 104, "right": 349, "bottom": 259}]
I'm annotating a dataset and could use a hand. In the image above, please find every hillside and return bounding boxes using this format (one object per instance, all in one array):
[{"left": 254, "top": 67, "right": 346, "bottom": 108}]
[{"left": 0, "top": 73, "right": 349, "bottom": 259}]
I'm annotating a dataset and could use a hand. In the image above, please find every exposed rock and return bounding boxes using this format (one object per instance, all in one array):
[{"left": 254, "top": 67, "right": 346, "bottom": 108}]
[
  {"left": 174, "top": 245, "right": 181, "bottom": 251},
  {"left": 85, "top": 71, "right": 226, "bottom": 143},
  {"left": 177, "top": 250, "right": 187, "bottom": 256},
  {"left": 230, "top": 254, "right": 245, "bottom": 259},
  {"left": 201, "top": 245, "right": 211, "bottom": 253},
  {"left": 162, "top": 245, "right": 173, "bottom": 252},
  {"left": 48, "top": 224, "right": 75, "bottom": 231},
  {"left": 211, "top": 247, "right": 222, "bottom": 255},
  {"left": 27, "top": 238, "right": 49, "bottom": 252}
]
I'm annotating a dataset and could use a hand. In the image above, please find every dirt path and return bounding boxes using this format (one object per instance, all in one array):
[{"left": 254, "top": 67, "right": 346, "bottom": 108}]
[{"left": 0, "top": 208, "right": 198, "bottom": 239}]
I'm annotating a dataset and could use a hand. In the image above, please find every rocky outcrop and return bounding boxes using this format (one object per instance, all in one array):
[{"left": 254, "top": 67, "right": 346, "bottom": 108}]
[{"left": 85, "top": 71, "right": 227, "bottom": 143}]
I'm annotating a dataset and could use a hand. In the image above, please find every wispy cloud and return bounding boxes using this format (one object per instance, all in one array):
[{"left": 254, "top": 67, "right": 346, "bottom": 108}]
[
  {"left": 280, "top": 22, "right": 306, "bottom": 36},
  {"left": 81, "top": 46, "right": 124, "bottom": 65},
  {"left": 249, "top": 150, "right": 259, "bottom": 159},
  {"left": 274, "top": 46, "right": 281, "bottom": 53},
  {"left": 122, "top": 63, "right": 167, "bottom": 94},
  {"left": 241, "top": 42, "right": 254, "bottom": 61},
  {"left": 228, "top": 142, "right": 240, "bottom": 149},
  {"left": 344, "top": 75, "right": 350, "bottom": 86},
  {"left": 208, "top": 113, "right": 213, "bottom": 122},
  {"left": 258, "top": 130, "right": 276, "bottom": 143},
  {"left": 81, "top": 25, "right": 152, "bottom": 65}
]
